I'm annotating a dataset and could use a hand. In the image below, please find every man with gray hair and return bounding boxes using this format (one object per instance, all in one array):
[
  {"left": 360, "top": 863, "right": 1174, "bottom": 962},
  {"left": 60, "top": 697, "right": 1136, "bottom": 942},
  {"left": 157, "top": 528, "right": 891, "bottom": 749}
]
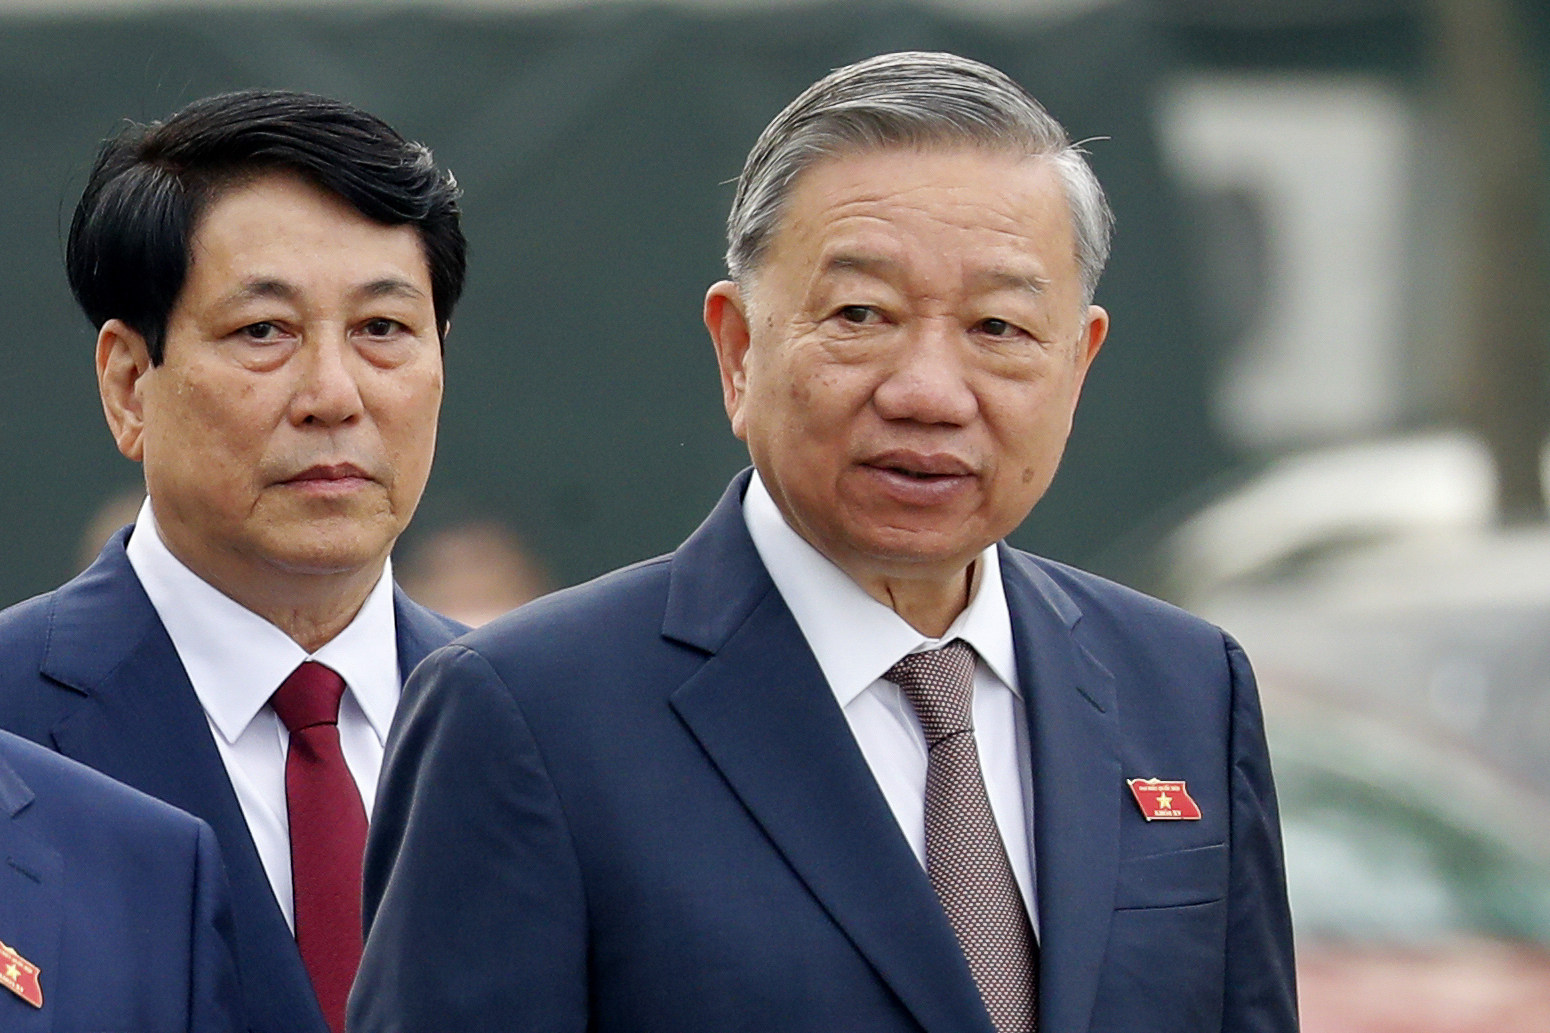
[{"left": 354, "top": 51, "right": 1297, "bottom": 1033}]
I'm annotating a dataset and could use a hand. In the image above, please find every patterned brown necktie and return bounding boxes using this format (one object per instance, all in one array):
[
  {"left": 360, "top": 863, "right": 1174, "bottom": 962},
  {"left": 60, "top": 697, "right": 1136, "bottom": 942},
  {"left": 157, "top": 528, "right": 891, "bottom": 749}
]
[{"left": 885, "top": 639, "right": 1037, "bottom": 1033}]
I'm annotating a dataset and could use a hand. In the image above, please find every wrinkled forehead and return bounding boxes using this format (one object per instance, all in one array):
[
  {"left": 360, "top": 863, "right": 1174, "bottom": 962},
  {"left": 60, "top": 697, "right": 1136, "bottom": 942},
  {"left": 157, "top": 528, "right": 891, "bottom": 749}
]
[{"left": 755, "top": 145, "right": 1081, "bottom": 291}]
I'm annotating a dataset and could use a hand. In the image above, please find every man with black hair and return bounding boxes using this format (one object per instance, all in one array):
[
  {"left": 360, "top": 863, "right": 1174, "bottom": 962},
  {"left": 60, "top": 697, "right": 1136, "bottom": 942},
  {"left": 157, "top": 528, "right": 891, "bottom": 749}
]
[{"left": 0, "top": 89, "right": 467, "bottom": 1033}]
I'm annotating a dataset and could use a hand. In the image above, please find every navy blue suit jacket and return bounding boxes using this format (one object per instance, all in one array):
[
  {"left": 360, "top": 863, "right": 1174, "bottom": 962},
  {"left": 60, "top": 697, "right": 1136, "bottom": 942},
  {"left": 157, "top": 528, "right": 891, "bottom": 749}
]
[
  {"left": 355, "top": 473, "right": 1297, "bottom": 1033},
  {"left": 0, "top": 528, "right": 465, "bottom": 1033},
  {"left": 0, "top": 727, "right": 240, "bottom": 1032}
]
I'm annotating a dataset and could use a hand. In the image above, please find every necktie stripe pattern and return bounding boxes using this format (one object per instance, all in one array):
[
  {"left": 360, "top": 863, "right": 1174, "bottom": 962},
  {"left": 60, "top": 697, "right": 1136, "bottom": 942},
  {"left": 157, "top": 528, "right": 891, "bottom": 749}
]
[
  {"left": 885, "top": 640, "right": 1037, "bottom": 1033},
  {"left": 271, "top": 661, "right": 367, "bottom": 1033}
]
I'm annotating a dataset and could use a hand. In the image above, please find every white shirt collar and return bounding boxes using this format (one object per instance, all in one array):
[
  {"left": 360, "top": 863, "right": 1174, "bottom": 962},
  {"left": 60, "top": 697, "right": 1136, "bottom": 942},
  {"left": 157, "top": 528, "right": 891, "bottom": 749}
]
[
  {"left": 124, "top": 498, "right": 402, "bottom": 747},
  {"left": 742, "top": 471, "right": 1018, "bottom": 706}
]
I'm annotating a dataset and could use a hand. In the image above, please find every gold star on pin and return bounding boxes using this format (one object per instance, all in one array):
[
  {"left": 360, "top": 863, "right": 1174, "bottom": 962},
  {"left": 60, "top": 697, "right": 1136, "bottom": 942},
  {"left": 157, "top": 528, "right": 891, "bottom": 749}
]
[{"left": 1157, "top": 792, "right": 1173, "bottom": 809}]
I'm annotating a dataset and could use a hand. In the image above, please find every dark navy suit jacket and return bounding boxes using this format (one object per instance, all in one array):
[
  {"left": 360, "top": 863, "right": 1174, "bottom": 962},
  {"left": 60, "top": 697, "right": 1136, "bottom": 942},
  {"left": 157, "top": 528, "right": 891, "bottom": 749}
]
[
  {"left": 0, "top": 528, "right": 465, "bottom": 1033},
  {"left": 0, "top": 727, "right": 240, "bottom": 1032},
  {"left": 354, "top": 473, "right": 1297, "bottom": 1033}
]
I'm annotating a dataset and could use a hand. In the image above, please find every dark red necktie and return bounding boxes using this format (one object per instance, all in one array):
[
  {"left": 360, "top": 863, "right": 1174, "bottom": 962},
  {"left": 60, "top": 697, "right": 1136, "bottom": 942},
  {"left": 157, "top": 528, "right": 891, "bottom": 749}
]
[{"left": 271, "top": 661, "right": 367, "bottom": 1033}]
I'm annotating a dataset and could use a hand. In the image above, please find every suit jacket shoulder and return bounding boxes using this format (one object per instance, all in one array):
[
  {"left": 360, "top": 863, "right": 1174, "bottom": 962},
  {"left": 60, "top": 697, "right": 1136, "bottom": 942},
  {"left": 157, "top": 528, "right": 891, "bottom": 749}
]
[
  {"left": 1007, "top": 546, "right": 1231, "bottom": 653},
  {"left": 451, "top": 553, "right": 675, "bottom": 683},
  {"left": 0, "top": 729, "right": 241, "bottom": 1031},
  {"left": 0, "top": 535, "right": 166, "bottom": 743}
]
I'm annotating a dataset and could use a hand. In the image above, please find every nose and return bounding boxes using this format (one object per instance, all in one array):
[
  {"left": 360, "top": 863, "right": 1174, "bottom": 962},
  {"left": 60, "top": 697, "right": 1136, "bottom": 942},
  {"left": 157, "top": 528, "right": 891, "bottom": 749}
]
[
  {"left": 870, "top": 319, "right": 978, "bottom": 426},
  {"left": 292, "top": 331, "right": 364, "bottom": 427}
]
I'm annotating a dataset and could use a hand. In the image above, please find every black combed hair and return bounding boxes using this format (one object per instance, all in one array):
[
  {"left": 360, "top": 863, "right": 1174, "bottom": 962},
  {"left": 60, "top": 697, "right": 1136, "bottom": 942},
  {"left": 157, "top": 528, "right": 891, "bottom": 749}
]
[{"left": 67, "top": 89, "right": 467, "bottom": 361}]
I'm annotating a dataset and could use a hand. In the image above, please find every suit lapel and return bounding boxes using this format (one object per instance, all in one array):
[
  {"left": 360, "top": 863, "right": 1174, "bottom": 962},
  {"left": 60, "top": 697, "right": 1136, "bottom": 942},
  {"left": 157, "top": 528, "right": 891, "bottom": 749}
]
[
  {"left": 40, "top": 536, "right": 256, "bottom": 843},
  {"left": 392, "top": 587, "right": 465, "bottom": 681},
  {"left": 38, "top": 533, "right": 326, "bottom": 1033},
  {"left": 0, "top": 751, "right": 59, "bottom": 1033},
  {"left": 666, "top": 474, "right": 996, "bottom": 1033},
  {"left": 1001, "top": 548, "right": 1120, "bottom": 1033}
]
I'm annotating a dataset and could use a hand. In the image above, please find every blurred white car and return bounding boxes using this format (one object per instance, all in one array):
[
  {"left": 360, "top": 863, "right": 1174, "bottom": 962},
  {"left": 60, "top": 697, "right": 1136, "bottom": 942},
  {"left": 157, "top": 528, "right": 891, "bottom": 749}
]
[{"left": 1157, "top": 431, "right": 1550, "bottom": 1031}]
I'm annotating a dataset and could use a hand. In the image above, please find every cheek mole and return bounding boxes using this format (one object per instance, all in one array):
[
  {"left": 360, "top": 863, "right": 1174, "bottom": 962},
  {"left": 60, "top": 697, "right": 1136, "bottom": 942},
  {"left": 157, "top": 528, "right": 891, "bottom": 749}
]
[{"left": 1021, "top": 466, "right": 1036, "bottom": 484}]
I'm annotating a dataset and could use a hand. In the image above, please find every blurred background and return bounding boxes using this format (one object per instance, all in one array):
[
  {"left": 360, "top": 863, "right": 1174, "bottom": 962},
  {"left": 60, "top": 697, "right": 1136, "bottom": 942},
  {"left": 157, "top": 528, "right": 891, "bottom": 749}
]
[{"left": 3, "top": 0, "right": 1548, "bottom": 1027}]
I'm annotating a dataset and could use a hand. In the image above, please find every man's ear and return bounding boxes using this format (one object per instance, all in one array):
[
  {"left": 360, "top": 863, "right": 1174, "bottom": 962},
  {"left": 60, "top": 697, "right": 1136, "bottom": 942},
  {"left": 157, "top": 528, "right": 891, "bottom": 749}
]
[
  {"left": 1081, "top": 304, "right": 1108, "bottom": 364},
  {"left": 1069, "top": 303, "right": 1109, "bottom": 400},
  {"left": 704, "top": 280, "right": 754, "bottom": 441},
  {"left": 96, "top": 319, "right": 154, "bottom": 462}
]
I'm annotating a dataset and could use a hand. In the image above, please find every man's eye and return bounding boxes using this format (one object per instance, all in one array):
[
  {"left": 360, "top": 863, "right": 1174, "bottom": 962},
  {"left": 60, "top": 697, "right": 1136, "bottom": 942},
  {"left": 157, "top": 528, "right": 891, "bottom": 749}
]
[
  {"left": 837, "top": 305, "right": 876, "bottom": 324},
  {"left": 241, "top": 322, "right": 280, "bottom": 341},
  {"left": 977, "top": 318, "right": 1019, "bottom": 337},
  {"left": 362, "top": 318, "right": 404, "bottom": 337}
]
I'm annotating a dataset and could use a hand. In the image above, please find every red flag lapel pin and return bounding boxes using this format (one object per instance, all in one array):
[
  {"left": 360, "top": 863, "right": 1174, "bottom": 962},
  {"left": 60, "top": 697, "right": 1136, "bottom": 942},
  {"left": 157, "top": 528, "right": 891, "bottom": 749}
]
[
  {"left": 0, "top": 938, "right": 41, "bottom": 1007},
  {"left": 1127, "top": 778, "right": 1202, "bottom": 821}
]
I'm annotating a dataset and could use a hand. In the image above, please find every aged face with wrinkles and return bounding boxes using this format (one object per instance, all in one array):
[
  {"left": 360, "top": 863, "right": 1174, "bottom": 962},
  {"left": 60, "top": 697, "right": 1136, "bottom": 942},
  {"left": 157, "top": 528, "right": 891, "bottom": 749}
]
[
  {"left": 705, "top": 146, "right": 1107, "bottom": 607},
  {"left": 98, "top": 171, "right": 443, "bottom": 599}
]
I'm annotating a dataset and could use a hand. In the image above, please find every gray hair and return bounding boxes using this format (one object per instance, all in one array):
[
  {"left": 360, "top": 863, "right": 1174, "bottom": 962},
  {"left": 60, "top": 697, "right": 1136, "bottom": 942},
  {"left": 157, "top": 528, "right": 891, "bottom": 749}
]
[{"left": 725, "top": 51, "right": 1114, "bottom": 304}]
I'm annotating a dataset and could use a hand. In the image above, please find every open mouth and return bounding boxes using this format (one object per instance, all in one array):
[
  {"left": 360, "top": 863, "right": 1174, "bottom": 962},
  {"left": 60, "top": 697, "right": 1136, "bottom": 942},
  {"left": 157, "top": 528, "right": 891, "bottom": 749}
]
[{"left": 861, "top": 454, "right": 976, "bottom": 502}]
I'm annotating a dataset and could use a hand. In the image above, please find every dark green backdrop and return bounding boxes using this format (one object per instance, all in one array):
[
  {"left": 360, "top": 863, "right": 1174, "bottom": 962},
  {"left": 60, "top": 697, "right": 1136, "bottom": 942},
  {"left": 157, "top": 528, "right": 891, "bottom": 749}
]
[{"left": 0, "top": 0, "right": 1223, "bottom": 606}]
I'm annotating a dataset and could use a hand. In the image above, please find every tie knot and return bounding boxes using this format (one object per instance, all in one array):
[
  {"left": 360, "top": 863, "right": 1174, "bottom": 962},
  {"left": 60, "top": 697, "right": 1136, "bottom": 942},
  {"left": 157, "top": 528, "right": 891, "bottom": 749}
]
[
  {"left": 271, "top": 661, "right": 348, "bottom": 733},
  {"left": 885, "top": 639, "right": 977, "bottom": 744}
]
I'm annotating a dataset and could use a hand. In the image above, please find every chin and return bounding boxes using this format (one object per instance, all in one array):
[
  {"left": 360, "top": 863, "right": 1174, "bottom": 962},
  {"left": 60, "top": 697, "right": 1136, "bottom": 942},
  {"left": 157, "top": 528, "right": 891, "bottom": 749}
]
[
  {"left": 862, "top": 518, "right": 990, "bottom": 556},
  {"left": 258, "top": 527, "right": 394, "bottom": 579},
  {"left": 854, "top": 534, "right": 989, "bottom": 578}
]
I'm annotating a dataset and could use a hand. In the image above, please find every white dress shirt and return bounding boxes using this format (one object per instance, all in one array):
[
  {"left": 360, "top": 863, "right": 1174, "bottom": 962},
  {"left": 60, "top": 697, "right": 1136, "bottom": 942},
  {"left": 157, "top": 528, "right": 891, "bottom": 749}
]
[
  {"left": 742, "top": 473, "right": 1038, "bottom": 928},
  {"left": 125, "top": 498, "right": 401, "bottom": 930}
]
